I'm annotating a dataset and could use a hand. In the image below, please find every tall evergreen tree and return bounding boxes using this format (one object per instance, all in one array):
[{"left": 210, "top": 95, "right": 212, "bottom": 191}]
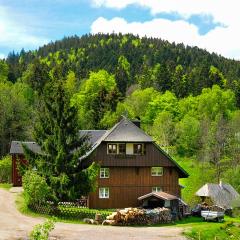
[{"left": 24, "top": 69, "right": 99, "bottom": 203}]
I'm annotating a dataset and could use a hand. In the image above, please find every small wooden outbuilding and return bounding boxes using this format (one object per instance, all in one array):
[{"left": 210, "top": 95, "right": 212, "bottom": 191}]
[
  {"left": 196, "top": 181, "right": 240, "bottom": 209},
  {"left": 138, "top": 191, "right": 187, "bottom": 218}
]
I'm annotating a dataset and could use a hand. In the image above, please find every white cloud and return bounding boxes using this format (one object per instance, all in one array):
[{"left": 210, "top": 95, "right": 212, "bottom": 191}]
[
  {"left": 0, "top": 53, "right": 5, "bottom": 59},
  {"left": 91, "top": 0, "right": 239, "bottom": 27},
  {"left": 91, "top": 17, "right": 240, "bottom": 59},
  {"left": 0, "top": 6, "right": 49, "bottom": 51}
]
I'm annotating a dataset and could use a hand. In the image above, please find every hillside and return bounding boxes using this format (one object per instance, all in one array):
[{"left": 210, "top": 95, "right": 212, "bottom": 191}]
[
  {"left": 5, "top": 33, "right": 240, "bottom": 102},
  {"left": 1, "top": 34, "right": 240, "bottom": 205}
]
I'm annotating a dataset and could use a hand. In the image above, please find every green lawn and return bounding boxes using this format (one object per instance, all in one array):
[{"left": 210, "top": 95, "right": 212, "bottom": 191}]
[
  {"left": 0, "top": 183, "right": 12, "bottom": 190},
  {"left": 15, "top": 193, "right": 112, "bottom": 224},
  {"left": 15, "top": 192, "right": 240, "bottom": 238},
  {"left": 178, "top": 216, "right": 240, "bottom": 240}
]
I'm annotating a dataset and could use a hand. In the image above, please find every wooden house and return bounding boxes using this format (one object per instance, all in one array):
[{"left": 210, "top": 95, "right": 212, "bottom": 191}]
[{"left": 10, "top": 117, "right": 188, "bottom": 211}]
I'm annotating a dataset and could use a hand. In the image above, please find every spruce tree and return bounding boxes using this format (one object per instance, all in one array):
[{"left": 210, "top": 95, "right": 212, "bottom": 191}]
[{"left": 24, "top": 67, "right": 99, "bottom": 203}]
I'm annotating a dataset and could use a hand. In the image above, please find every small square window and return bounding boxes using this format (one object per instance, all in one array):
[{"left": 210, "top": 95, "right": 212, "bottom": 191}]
[
  {"left": 133, "top": 144, "right": 143, "bottom": 154},
  {"left": 151, "top": 167, "right": 163, "bottom": 176},
  {"left": 152, "top": 187, "right": 162, "bottom": 192},
  {"left": 108, "top": 144, "right": 117, "bottom": 154},
  {"left": 100, "top": 168, "right": 110, "bottom": 178},
  {"left": 99, "top": 187, "right": 109, "bottom": 198},
  {"left": 119, "top": 143, "right": 126, "bottom": 154}
]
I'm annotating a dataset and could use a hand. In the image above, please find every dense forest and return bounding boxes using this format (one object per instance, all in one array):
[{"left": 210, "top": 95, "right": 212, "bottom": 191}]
[{"left": 1, "top": 33, "right": 240, "bottom": 205}]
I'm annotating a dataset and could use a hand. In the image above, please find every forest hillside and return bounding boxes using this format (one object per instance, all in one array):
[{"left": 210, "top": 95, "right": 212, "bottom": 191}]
[{"left": 1, "top": 33, "right": 240, "bottom": 205}]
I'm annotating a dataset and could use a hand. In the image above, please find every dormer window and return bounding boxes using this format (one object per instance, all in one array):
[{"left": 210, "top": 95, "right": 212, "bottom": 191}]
[
  {"left": 133, "top": 144, "right": 143, "bottom": 154},
  {"left": 118, "top": 143, "right": 126, "bottom": 154},
  {"left": 107, "top": 143, "right": 145, "bottom": 155},
  {"left": 108, "top": 144, "right": 117, "bottom": 154}
]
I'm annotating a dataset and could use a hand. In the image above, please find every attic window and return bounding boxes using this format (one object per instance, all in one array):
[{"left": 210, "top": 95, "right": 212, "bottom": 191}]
[
  {"left": 108, "top": 144, "right": 117, "bottom": 154},
  {"left": 118, "top": 143, "right": 126, "bottom": 154},
  {"left": 133, "top": 144, "right": 143, "bottom": 154}
]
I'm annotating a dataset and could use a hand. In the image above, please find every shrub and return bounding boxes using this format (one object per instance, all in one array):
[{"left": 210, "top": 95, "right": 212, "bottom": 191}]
[
  {"left": 29, "top": 219, "right": 55, "bottom": 240},
  {"left": 0, "top": 155, "right": 11, "bottom": 183},
  {"left": 22, "top": 170, "right": 51, "bottom": 206}
]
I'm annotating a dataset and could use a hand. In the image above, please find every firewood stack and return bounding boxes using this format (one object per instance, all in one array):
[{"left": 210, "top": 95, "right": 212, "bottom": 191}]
[{"left": 103, "top": 207, "right": 172, "bottom": 225}]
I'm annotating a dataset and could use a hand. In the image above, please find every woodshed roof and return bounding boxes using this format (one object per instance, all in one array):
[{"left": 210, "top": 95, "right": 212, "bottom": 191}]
[
  {"left": 10, "top": 141, "right": 42, "bottom": 154},
  {"left": 138, "top": 191, "right": 178, "bottom": 201},
  {"left": 196, "top": 182, "right": 240, "bottom": 208},
  {"left": 10, "top": 130, "right": 107, "bottom": 154}
]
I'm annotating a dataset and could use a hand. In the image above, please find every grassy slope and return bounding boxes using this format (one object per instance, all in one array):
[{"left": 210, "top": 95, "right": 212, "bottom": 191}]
[
  {"left": 14, "top": 192, "right": 240, "bottom": 238},
  {"left": 175, "top": 156, "right": 215, "bottom": 207},
  {"left": 0, "top": 183, "right": 12, "bottom": 190},
  {"left": 181, "top": 217, "right": 240, "bottom": 240}
]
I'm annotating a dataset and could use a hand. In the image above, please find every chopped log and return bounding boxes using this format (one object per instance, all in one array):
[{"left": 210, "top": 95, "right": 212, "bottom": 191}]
[{"left": 105, "top": 207, "right": 172, "bottom": 225}]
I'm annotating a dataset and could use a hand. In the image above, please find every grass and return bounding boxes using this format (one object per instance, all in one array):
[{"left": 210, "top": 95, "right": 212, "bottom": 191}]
[
  {"left": 0, "top": 183, "right": 12, "bottom": 190},
  {"left": 179, "top": 216, "right": 240, "bottom": 240},
  {"left": 14, "top": 192, "right": 240, "bottom": 239},
  {"left": 15, "top": 193, "right": 113, "bottom": 224}
]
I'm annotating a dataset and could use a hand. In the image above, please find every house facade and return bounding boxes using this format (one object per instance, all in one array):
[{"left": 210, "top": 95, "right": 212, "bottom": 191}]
[{"left": 10, "top": 117, "right": 188, "bottom": 209}]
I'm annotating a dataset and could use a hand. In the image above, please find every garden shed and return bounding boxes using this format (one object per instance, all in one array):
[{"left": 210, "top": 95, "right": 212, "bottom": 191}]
[{"left": 196, "top": 181, "right": 240, "bottom": 209}]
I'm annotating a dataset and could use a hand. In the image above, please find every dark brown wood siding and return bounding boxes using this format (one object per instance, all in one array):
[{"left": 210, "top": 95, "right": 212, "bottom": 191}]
[
  {"left": 12, "top": 154, "right": 27, "bottom": 186},
  {"left": 89, "top": 167, "right": 180, "bottom": 209},
  {"left": 82, "top": 142, "right": 176, "bottom": 167}
]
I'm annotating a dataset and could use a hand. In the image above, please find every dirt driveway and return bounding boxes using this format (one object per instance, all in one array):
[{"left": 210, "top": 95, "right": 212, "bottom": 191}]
[{"left": 0, "top": 188, "right": 187, "bottom": 240}]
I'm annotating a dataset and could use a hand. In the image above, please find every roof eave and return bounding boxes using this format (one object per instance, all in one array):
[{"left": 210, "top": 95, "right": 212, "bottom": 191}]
[{"left": 153, "top": 142, "right": 189, "bottom": 178}]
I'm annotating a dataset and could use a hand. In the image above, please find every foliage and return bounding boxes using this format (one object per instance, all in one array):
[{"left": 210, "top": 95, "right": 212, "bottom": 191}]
[
  {"left": 72, "top": 70, "right": 120, "bottom": 129},
  {"left": 3, "top": 33, "right": 240, "bottom": 208},
  {"left": 29, "top": 219, "right": 55, "bottom": 240},
  {"left": 22, "top": 170, "right": 51, "bottom": 206},
  {"left": 176, "top": 115, "right": 200, "bottom": 156},
  {"left": 0, "top": 155, "right": 11, "bottom": 183},
  {"left": 178, "top": 157, "right": 215, "bottom": 206},
  {"left": 151, "top": 111, "right": 175, "bottom": 151},
  {"left": 23, "top": 71, "right": 99, "bottom": 203},
  {"left": 0, "top": 81, "right": 33, "bottom": 156}
]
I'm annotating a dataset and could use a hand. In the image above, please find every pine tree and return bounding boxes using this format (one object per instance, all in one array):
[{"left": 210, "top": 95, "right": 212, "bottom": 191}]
[{"left": 24, "top": 68, "right": 99, "bottom": 203}]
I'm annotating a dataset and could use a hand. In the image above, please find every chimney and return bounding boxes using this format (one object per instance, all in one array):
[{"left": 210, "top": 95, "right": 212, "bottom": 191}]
[
  {"left": 219, "top": 180, "right": 223, "bottom": 188},
  {"left": 132, "top": 118, "right": 141, "bottom": 128}
]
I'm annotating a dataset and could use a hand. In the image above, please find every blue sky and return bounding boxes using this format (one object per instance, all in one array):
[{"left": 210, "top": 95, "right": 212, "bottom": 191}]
[{"left": 0, "top": 0, "right": 239, "bottom": 59}]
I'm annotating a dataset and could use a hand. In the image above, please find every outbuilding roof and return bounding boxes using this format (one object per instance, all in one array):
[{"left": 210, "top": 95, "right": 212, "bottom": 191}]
[
  {"left": 10, "top": 141, "right": 42, "bottom": 154},
  {"left": 196, "top": 182, "right": 240, "bottom": 208},
  {"left": 138, "top": 191, "right": 178, "bottom": 201},
  {"left": 10, "top": 130, "right": 107, "bottom": 154}
]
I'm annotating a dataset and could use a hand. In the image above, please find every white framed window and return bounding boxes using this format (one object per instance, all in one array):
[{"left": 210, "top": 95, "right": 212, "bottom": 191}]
[
  {"left": 99, "top": 187, "right": 109, "bottom": 199},
  {"left": 118, "top": 143, "right": 126, "bottom": 154},
  {"left": 133, "top": 143, "right": 143, "bottom": 154},
  {"left": 107, "top": 144, "right": 117, "bottom": 154},
  {"left": 151, "top": 167, "right": 163, "bottom": 176},
  {"left": 152, "top": 187, "right": 162, "bottom": 192},
  {"left": 100, "top": 168, "right": 110, "bottom": 178}
]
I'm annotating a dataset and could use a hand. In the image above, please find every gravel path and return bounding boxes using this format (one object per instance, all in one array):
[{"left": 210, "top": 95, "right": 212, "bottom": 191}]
[{"left": 0, "top": 188, "right": 187, "bottom": 240}]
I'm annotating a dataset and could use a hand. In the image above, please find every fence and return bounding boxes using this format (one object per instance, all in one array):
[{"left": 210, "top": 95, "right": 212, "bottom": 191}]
[{"left": 28, "top": 201, "right": 111, "bottom": 221}]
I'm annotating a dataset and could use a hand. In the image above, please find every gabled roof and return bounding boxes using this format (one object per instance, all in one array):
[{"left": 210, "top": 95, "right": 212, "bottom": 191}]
[
  {"left": 196, "top": 182, "right": 240, "bottom": 208},
  {"left": 10, "top": 117, "right": 188, "bottom": 179},
  {"left": 138, "top": 191, "right": 178, "bottom": 201},
  {"left": 79, "top": 116, "right": 153, "bottom": 161},
  {"left": 103, "top": 116, "right": 153, "bottom": 142},
  {"left": 10, "top": 141, "right": 42, "bottom": 154},
  {"left": 79, "top": 130, "right": 107, "bottom": 145},
  {"left": 10, "top": 130, "right": 107, "bottom": 154}
]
